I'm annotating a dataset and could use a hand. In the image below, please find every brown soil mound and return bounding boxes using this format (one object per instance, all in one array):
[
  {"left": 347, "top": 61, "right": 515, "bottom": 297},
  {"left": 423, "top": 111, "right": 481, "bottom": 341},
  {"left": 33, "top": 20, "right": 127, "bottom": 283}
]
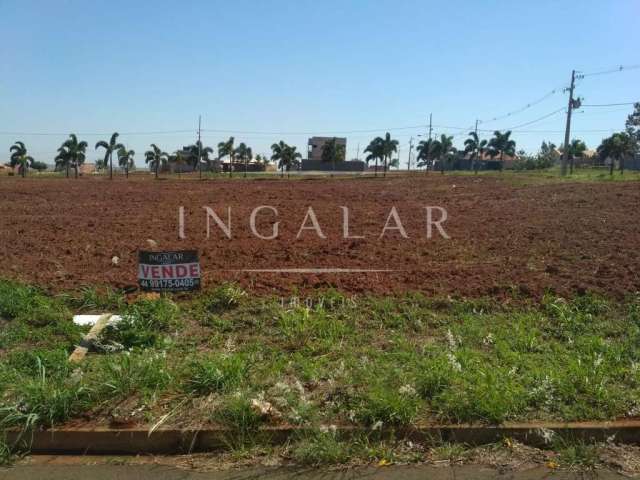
[{"left": 0, "top": 175, "right": 638, "bottom": 298}]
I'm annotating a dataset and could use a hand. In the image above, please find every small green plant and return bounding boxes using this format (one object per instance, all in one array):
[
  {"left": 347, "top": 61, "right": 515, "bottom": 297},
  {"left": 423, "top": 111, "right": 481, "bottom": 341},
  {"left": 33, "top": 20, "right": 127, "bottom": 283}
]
[
  {"left": 356, "top": 383, "right": 419, "bottom": 426},
  {"left": 95, "top": 351, "right": 172, "bottom": 400},
  {"left": 0, "top": 279, "right": 71, "bottom": 327},
  {"left": 67, "top": 286, "right": 126, "bottom": 312},
  {"left": 213, "top": 395, "right": 265, "bottom": 449},
  {"left": 553, "top": 437, "right": 601, "bottom": 469},
  {"left": 183, "top": 353, "right": 249, "bottom": 395},
  {"left": 2, "top": 359, "right": 92, "bottom": 428},
  {"left": 290, "top": 430, "right": 351, "bottom": 465},
  {"left": 278, "top": 307, "right": 350, "bottom": 349},
  {"left": 101, "top": 297, "right": 178, "bottom": 349},
  {"left": 200, "top": 283, "right": 247, "bottom": 313}
]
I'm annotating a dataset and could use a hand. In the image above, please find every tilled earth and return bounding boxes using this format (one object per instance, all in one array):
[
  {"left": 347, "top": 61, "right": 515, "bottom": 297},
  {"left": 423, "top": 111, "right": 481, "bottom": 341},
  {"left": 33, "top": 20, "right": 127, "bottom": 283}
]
[{"left": 0, "top": 174, "right": 638, "bottom": 298}]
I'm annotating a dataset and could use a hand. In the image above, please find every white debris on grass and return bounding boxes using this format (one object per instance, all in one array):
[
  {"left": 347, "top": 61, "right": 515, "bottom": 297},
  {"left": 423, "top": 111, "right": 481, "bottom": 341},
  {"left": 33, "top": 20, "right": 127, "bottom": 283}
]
[{"left": 72, "top": 314, "right": 122, "bottom": 327}]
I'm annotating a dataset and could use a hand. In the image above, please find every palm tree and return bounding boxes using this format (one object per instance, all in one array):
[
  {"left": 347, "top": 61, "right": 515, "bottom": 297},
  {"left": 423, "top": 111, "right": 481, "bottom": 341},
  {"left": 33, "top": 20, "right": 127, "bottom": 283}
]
[
  {"left": 9, "top": 141, "right": 34, "bottom": 178},
  {"left": 271, "top": 141, "right": 301, "bottom": 178},
  {"left": 321, "top": 137, "right": 346, "bottom": 175},
  {"left": 435, "top": 134, "right": 454, "bottom": 174},
  {"left": 270, "top": 141, "right": 286, "bottom": 178},
  {"left": 218, "top": 137, "right": 235, "bottom": 178},
  {"left": 145, "top": 144, "right": 168, "bottom": 179},
  {"left": 561, "top": 139, "right": 587, "bottom": 174},
  {"left": 234, "top": 142, "right": 253, "bottom": 178},
  {"left": 61, "top": 134, "right": 88, "bottom": 179},
  {"left": 364, "top": 137, "right": 384, "bottom": 177},
  {"left": 464, "top": 132, "right": 488, "bottom": 174},
  {"left": 117, "top": 147, "right": 135, "bottom": 178},
  {"left": 54, "top": 145, "right": 71, "bottom": 177},
  {"left": 597, "top": 132, "right": 637, "bottom": 175},
  {"left": 416, "top": 138, "right": 436, "bottom": 174},
  {"left": 487, "top": 130, "right": 516, "bottom": 171},
  {"left": 95, "top": 133, "right": 124, "bottom": 180},
  {"left": 381, "top": 132, "right": 399, "bottom": 177}
]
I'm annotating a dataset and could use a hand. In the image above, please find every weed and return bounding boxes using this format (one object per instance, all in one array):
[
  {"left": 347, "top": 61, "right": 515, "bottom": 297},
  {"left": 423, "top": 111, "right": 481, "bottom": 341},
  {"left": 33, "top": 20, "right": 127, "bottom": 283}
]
[
  {"left": 290, "top": 430, "right": 351, "bottom": 465},
  {"left": 355, "top": 382, "right": 419, "bottom": 426},
  {"left": 0, "top": 279, "right": 70, "bottom": 327},
  {"left": 94, "top": 351, "right": 172, "bottom": 400},
  {"left": 199, "top": 283, "right": 247, "bottom": 313},
  {"left": 182, "top": 353, "right": 249, "bottom": 395},
  {"left": 102, "top": 297, "right": 178, "bottom": 349},
  {"left": 213, "top": 395, "right": 265, "bottom": 449}
]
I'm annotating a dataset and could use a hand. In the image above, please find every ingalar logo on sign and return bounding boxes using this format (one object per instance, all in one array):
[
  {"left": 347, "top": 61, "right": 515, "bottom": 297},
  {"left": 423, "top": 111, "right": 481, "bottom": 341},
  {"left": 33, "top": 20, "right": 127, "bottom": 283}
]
[{"left": 138, "top": 250, "right": 201, "bottom": 292}]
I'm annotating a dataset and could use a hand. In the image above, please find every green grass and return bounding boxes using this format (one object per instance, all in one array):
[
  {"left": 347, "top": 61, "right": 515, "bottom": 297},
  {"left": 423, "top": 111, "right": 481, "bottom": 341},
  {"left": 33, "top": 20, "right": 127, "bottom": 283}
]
[{"left": 1, "top": 279, "right": 640, "bottom": 463}]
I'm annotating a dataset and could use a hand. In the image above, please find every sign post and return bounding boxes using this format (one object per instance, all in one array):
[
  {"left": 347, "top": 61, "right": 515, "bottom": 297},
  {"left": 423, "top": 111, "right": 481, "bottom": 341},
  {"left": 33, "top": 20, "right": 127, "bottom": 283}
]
[{"left": 138, "top": 250, "right": 201, "bottom": 292}]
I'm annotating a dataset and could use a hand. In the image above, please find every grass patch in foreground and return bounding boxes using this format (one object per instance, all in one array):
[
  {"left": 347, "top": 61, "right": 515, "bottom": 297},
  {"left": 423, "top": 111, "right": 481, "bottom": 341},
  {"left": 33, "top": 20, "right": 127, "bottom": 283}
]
[{"left": 1, "top": 279, "right": 640, "bottom": 456}]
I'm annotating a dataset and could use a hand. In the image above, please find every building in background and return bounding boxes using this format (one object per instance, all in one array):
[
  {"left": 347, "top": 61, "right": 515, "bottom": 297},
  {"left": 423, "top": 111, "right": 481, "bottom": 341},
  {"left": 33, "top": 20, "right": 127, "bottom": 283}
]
[{"left": 307, "top": 137, "right": 347, "bottom": 161}]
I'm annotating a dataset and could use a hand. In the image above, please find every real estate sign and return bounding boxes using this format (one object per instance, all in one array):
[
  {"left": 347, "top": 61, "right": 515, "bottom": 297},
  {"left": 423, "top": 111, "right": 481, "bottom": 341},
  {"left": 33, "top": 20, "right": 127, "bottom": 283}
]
[{"left": 138, "top": 250, "right": 201, "bottom": 292}]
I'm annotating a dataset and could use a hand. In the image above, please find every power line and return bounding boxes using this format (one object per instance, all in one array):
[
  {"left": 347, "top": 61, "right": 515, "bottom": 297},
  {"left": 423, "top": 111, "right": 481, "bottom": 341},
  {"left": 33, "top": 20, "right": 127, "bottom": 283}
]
[
  {"left": 581, "top": 101, "right": 638, "bottom": 107},
  {"left": 580, "top": 64, "right": 640, "bottom": 78},
  {"left": 477, "top": 82, "right": 567, "bottom": 125}
]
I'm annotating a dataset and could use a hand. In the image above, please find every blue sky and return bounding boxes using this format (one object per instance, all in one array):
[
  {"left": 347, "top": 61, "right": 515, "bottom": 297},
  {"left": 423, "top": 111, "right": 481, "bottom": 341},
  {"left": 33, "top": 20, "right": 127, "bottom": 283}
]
[{"left": 1, "top": 0, "right": 638, "bottom": 167}]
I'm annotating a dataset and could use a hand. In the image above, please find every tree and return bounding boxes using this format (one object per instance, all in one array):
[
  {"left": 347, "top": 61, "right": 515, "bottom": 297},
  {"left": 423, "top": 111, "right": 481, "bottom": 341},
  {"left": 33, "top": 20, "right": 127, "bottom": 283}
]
[
  {"left": 464, "top": 132, "right": 488, "bottom": 174},
  {"left": 487, "top": 130, "right": 516, "bottom": 171},
  {"left": 9, "top": 141, "right": 34, "bottom": 178},
  {"left": 625, "top": 102, "right": 640, "bottom": 143},
  {"left": 380, "top": 132, "right": 399, "bottom": 177},
  {"left": 60, "top": 134, "right": 88, "bottom": 178},
  {"left": 434, "top": 134, "right": 455, "bottom": 174},
  {"left": 234, "top": 142, "right": 253, "bottom": 178},
  {"left": 416, "top": 138, "right": 436, "bottom": 173},
  {"left": 117, "top": 147, "right": 135, "bottom": 178},
  {"left": 95, "top": 133, "right": 124, "bottom": 180},
  {"left": 271, "top": 141, "right": 301, "bottom": 178},
  {"left": 54, "top": 146, "right": 71, "bottom": 177},
  {"left": 364, "top": 137, "right": 384, "bottom": 177},
  {"left": 561, "top": 139, "right": 587, "bottom": 174},
  {"left": 597, "top": 132, "right": 637, "bottom": 175},
  {"left": 321, "top": 137, "right": 346, "bottom": 174},
  {"left": 31, "top": 160, "right": 48, "bottom": 172},
  {"left": 218, "top": 137, "right": 235, "bottom": 178},
  {"left": 144, "top": 144, "right": 168, "bottom": 179}
]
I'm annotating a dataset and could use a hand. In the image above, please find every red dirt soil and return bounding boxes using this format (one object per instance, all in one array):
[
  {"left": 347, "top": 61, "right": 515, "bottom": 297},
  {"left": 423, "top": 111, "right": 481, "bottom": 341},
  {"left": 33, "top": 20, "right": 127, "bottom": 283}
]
[{"left": 0, "top": 175, "right": 638, "bottom": 298}]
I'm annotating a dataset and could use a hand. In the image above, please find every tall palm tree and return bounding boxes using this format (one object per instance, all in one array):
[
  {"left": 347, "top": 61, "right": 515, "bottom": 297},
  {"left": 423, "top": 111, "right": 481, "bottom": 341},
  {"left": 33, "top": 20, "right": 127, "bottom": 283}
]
[
  {"left": 144, "top": 144, "right": 168, "bottom": 179},
  {"left": 380, "top": 132, "right": 399, "bottom": 177},
  {"left": 464, "top": 132, "right": 488, "bottom": 174},
  {"left": 9, "top": 141, "right": 34, "bottom": 178},
  {"left": 234, "top": 142, "right": 253, "bottom": 178},
  {"left": 364, "top": 137, "right": 384, "bottom": 177},
  {"left": 270, "top": 141, "right": 289, "bottom": 178},
  {"left": 95, "top": 132, "right": 124, "bottom": 180},
  {"left": 117, "top": 147, "right": 135, "bottom": 178},
  {"left": 487, "top": 130, "right": 516, "bottom": 171},
  {"left": 271, "top": 141, "right": 301, "bottom": 178},
  {"left": 416, "top": 138, "right": 436, "bottom": 174},
  {"left": 218, "top": 136, "right": 235, "bottom": 178},
  {"left": 61, "top": 134, "right": 88, "bottom": 179},
  {"left": 435, "top": 134, "right": 454, "bottom": 174},
  {"left": 54, "top": 145, "right": 71, "bottom": 178}
]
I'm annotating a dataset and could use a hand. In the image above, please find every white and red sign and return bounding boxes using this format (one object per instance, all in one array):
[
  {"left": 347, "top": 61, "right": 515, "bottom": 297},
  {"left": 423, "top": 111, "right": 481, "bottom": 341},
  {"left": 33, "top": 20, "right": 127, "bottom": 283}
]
[{"left": 138, "top": 250, "right": 201, "bottom": 292}]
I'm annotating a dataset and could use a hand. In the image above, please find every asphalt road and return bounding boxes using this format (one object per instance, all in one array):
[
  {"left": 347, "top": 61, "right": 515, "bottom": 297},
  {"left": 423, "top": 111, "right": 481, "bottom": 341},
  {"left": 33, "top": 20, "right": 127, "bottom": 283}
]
[{"left": 0, "top": 464, "right": 627, "bottom": 479}]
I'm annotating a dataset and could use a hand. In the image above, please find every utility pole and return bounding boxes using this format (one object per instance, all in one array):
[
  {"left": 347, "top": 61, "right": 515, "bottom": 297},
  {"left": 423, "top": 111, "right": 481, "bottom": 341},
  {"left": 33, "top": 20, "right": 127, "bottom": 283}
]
[
  {"left": 473, "top": 119, "right": 479, "bottom": 172},
  {"left": 561, "top": 70, "right": 576, "bottom": 176},
  {"left": 408, "top": 137, "right": 414, "bottom": 172},
  {"left": 197, "top": 115, "right": 202, "bottom": 180},
  {"left": 428, "top": 113, "right": 433, "bottom": 140}
]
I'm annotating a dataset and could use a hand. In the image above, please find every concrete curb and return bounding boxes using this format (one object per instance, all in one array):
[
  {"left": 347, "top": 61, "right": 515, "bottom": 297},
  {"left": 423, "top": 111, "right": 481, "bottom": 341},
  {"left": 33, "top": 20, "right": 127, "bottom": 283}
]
[{"left": 6, "top": 421, "right": 640, "bottom": 454}]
